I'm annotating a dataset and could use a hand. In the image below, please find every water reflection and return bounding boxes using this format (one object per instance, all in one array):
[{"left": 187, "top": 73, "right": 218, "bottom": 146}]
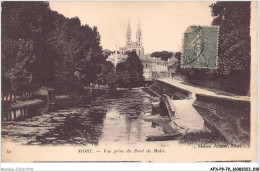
[
  {"left": 2, "top": 89, "right": 166, "bottom": 145},
  {"left": 2, "top": 104, "right": 45, "bottom": 122}
]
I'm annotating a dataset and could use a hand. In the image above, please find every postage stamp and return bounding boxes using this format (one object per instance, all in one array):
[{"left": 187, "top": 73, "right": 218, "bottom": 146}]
[{"left": 181, "top": 26, "right": 219, "bottom": 69}]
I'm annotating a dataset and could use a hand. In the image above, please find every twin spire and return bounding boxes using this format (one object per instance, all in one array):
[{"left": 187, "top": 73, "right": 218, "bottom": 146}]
[
  {"left": 127, "top": 18, "right": 141, "bottom": 36},
  {"left": 138, "top": 18, "right": 140, "bottom": 30}
]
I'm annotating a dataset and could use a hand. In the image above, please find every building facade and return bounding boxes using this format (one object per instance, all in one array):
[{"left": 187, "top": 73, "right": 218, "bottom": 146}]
[
  {"left": 119, "top": 20, "right": 144, "bottom": 58},
  {"left": 107, "top": 20, "right": 145, "bottom": 67},
  {"left": 167, "top": 56, "right": 179, "bottom": 78},
  {"left": 141, "top": 55, "right": 170, "bottom": 81}
]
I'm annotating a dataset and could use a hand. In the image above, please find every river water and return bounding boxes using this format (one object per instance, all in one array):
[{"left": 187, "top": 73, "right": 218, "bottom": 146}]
[{"left": 2, "top": 88, "right": 172, "bottom": 146}]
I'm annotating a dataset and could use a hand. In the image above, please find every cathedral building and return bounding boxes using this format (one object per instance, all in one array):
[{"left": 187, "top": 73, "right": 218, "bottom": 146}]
[
  {"left": 106, "top": 19, "right": 170, "bottom": 81},
  {"left": 119, "top": 20, "right": 144, "bottom": 58},
  {"left": 107, "top": 20, "right": 145, "bottom": 66}
]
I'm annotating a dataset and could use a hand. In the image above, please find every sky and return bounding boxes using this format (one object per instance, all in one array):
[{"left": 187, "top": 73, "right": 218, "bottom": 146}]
[{"left": 49, "top": 1, "right": 214, "bottom": 54}]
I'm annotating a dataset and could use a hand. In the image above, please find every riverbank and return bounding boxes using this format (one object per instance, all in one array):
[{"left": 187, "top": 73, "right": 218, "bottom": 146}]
[
  {"left": 149, "top": 79, "right": 250, "bottom": 146},
  {"left": 2, "top": 94, "right": 71, "bottom": 112},
  {"left": 158, "top": 78, "right": 250, "bottom": 101},
  {"left": 4, "top": 99, "right": 44, "bottom": 111},
  {"left": 2, "top": 88, "right": 170, "bottom": 146}
]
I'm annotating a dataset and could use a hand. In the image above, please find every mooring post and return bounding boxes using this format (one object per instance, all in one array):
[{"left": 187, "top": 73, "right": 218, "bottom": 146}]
[
  {"left": 13, "top": 110, "right": 17, "bottom": 121},
  {"left": 20, "top": 108, "right": 24, "bottom": 117},
  {"left": 8, "top": 112, "right": 11, "bottom": 121},
  {"left": 25, "top": 108, "right": 28, "bottom": 116}
]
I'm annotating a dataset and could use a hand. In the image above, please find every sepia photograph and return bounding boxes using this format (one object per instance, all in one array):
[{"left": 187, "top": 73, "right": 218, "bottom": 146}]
[{"left": 0, "top": 0, "right": 258, "bottom": 167}]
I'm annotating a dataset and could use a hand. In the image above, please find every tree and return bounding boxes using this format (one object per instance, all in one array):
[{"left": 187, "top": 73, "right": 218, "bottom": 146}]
[
  {"left": 102, "top": 49, "right": 112, "bottom": 58},
  {"left": 116, "top": 51, "right": 144, "bottom": 87},
  {"left": 73, "top": 25, "right": 105, "bottom": 88},
  {"left": 97, "top": 61, "right": 115, "bottom": 86},
  {"left": 50, "top": 17, "right": 82, "bottom": 91},
  {"left": 1, "top": 35, "right": 18, "bottom": 100},
  {"left": 151, "top": 51, "right": 174, "bottom": 61},
  {"left": 174, "top": 52, "right": 182, "bottom": 73},
  {"left": 1, "top": 1, "right": 52, "bottom": 99},
  {"left": 210, "top": 2, "right": 251, "bottom": 77},
  {"left": 2, "top": 1, "right": 106, "bottom": 97}
]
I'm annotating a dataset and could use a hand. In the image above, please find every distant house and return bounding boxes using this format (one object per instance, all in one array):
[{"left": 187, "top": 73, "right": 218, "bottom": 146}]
[
  {"left": 141, "top": 55, "right": 170, "bottom": 80},
  {"left": 167, "top": 57, "right": 179, "bottom": 78},
  {"left": 142, "top": 59, "right": 153, "bottom": 81}
]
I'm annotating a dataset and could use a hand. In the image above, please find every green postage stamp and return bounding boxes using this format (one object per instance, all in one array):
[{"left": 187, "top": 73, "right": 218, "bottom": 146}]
[{"left": 181, "top": 26, "right": 219, "bottom": 69}]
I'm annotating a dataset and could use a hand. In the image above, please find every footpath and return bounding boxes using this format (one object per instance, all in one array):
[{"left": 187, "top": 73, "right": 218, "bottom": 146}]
[
  {"left": 158, "top": 78, "right": 250, "bottom": 102},
  {"left": 156, "top": 78, "right": 250, "bottom": 144}
]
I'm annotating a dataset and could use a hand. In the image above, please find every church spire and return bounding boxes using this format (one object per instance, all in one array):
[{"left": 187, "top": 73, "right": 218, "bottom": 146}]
[
  {"left": 138, "top": 17, "right": 140, "bottom": 30},
  {"left": 126, "top": 19, "right": 132, "bottom": 46},
  {"left": 127, "top": 19, "right": 131, "bottom": 36},
  {"left": 136, "top": 18, "right": 142, "bottom": 43},
  {"left": 137, "top": 18, "right": 141, "bottom": 34}
]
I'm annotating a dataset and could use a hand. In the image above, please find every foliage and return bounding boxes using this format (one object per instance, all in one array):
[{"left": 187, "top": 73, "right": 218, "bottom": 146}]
[
  {"left": 151, "top": 51, "right": 174, "bottom": 61},
  {"left": 2, "top": 1, "right": 51, "bottom": 96},
  {"left": 1, "top": 1, "right": 106, "bottom": 97},
  {"left": 210, "top": 1, "right": 251, "bottom": 76},
  {"left": 97, "top": 61, "right": 115, "bottom": 86},
  {"left": 174, "top": 52, "right": 182, "bottom": 73},
  {"left": 116, "top": 51, "right": 144, "bottom": 87},
  {"left": 102, "top": 49, "right": 112, "bottom": 58},
  {"left": 177, "top": 2, "right": 251, "bottom": 95}
]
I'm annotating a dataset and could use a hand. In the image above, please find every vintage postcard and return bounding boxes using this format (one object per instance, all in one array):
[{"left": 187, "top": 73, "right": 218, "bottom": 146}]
[{"left": 1, "top": 1, "right": 258, "bottom": 166}]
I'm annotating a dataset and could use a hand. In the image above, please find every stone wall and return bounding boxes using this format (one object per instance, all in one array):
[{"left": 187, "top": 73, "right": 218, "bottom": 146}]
[{"left": 149, "top": 80, "right": 250, "bottom": 145}]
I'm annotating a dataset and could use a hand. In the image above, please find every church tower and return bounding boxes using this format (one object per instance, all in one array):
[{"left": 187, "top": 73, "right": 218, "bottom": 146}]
[
  {"left": 136, "top": 19, "right": 142, "bottom": 44},
  {"left": 119, "top": 18, "right": 144, "bottom": 58},
  {"left": 136, "top": 19, "right": 143, "bottom": 56},
  {"left": 126, "top": 20, "right": 132, "bottom": 48}
]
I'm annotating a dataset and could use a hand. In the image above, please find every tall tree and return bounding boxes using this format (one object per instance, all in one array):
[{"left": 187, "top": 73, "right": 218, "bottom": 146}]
[
  {"left": 174, "top": 52, "right": 182, "bottom": 73},
  {"left": 151, "top": 51, "right": 174, "bottom": 61},
  {"left": 116, "top": 51, "right": 144, "bottom": 87},
  {"left": 2, "top": 1, "right": 106, "bottom": 96},
  {"left": 2, "top": 1, "right": 52, "bottom": 98},
  {"left": 97, "top": 61, "right": 115, "bottom": 86},
  {"left": 210, "top": 2, "right": 251, "bottom": 76}
]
